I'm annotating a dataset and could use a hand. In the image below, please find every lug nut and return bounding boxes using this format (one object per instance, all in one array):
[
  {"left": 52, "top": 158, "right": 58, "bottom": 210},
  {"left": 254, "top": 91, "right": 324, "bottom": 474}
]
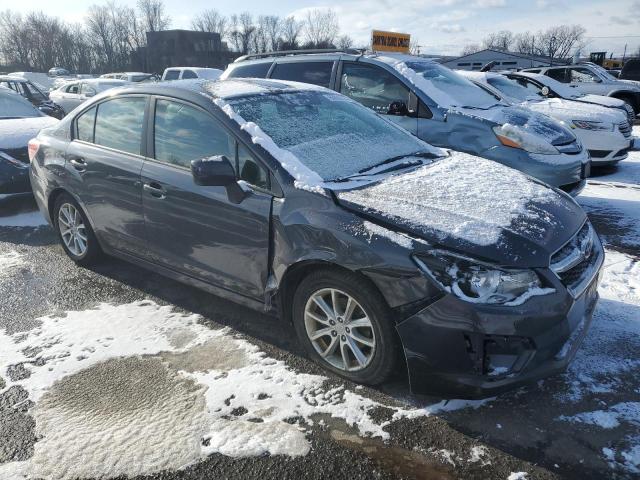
[
  {"left": 332, "top": 330, "right": 337, "bottom": 337},
  {"left": 345, "top": 327, "right": 350, "bottom": 333},
  {"left": 341, "top": 335, "right": 346, "bottom": 341},
  {"left": 329, "top": 319, "right": 335, "bottom": 325},
  {"left": 338, "top": 317, "right": 343, "bottom": 323}
]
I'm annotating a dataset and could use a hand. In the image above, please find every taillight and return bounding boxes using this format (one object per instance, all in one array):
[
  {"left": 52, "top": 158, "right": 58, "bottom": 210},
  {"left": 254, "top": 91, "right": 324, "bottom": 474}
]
[{"left": 28, "top": 139, "right": 40, "bottom": 162}]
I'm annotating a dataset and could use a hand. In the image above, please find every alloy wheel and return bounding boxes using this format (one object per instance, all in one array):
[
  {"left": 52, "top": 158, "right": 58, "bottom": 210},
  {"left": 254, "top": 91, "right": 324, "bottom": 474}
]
[
  {"left": 304, "top": 288, "right": 376, "bottom": 372},
  {"left": 58, "top": 203, "right": 88, "bottom": 257}
]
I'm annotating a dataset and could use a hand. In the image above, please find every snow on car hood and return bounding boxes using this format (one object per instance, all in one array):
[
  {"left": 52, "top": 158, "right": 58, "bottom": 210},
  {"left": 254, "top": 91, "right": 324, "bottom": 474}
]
[
  {"left": 0, "top": 116, "right": 58, "bottom": 150},
  {"left": 579, "top": 94, "right": 625, "bottom": 109},
  {"left": 336, "top": 152, "right": 585, "bottom": 267},
  {"left": 522, "top": 98, "right": 626, "bottom": 125},
  {"left": 451, "top": 104, "right": 575, "bottom": 146}
]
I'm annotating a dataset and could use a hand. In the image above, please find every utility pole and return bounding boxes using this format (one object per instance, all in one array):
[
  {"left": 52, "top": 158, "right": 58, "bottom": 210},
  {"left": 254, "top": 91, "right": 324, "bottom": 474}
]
[{"left": 622, "top": 43, "right": 627, "bottom": 62}]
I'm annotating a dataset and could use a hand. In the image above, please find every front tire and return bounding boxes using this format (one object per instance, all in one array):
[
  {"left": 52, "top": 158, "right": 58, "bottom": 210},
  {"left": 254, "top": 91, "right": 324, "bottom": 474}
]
[
  {"left": 292, "top": 269, "right": 399, "bottom": 385},
  {"left": 53, "top": 193, "right": 102, "bottom": 265}
]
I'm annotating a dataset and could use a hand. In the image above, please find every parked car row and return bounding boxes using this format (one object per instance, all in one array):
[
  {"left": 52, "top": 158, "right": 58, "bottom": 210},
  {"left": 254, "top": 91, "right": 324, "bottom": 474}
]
[{"left": 2, "top": 51, "right": 637, "bottom": 397}]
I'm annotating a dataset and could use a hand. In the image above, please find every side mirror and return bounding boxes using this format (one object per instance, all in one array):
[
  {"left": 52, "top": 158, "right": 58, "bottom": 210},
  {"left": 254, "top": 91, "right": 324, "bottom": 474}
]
[
  {"left": 388, "top": 100, "right": 409, "bottom": 116},
  {"left": 541, "top": 86, "right": 550, "bottom": 96},
  {"left": 191, "top": 155, "right": 247, "bottom": 203}
]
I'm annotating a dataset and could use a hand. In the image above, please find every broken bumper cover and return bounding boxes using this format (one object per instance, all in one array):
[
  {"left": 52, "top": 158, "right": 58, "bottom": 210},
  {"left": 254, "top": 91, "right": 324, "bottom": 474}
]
[{"left": 396, "top": 266, "right": 601, "bottom": 399}]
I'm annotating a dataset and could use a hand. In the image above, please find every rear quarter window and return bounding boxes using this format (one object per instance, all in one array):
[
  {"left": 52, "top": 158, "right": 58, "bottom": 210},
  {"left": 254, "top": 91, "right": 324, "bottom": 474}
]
[
  {"left": 226, "top": 62, "right": 273, "bottom": 79},
  {"left": 270, "top": 62, "right": 334, "bottom": 88},
  {"left": 164, "top": 70, "right": 180, "bottom": 81},
  {"left": 181, "top": 70, "right": 198, "bottom": 79}
]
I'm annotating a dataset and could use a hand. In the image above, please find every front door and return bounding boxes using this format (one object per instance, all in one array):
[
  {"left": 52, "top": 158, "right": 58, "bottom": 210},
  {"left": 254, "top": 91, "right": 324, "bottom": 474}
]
[
  {"left": 141, "top": 97, "right": 272, "bottom": 300},
  {"left": 338, "top": 62, "right": 418, "bottom": 135},
  {"left": 65, "top": 96, "right": 148, "bottom": 256}
]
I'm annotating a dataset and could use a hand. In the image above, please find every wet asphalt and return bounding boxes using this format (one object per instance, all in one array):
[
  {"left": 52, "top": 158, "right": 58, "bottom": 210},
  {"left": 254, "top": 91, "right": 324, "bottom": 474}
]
[{"left": 0, "top": 163, "right": 638, "bottom": 480}]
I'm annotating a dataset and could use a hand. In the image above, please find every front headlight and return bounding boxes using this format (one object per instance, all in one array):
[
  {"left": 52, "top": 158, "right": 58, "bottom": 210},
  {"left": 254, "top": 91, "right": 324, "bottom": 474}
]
[
  {"left": 571, "top": 120, "right": 614, "bottom": 131},
  {"left": 492, "top": 125, "right": 558, "bottom": 154},
  {"left": 414, "top": 250, "right": 554, "bottom": 306}
]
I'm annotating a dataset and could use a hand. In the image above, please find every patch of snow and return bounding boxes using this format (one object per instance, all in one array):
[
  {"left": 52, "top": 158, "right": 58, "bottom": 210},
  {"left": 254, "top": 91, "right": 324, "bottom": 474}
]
[
  {"left": 507, "top": 473, "right": 528, "bottom": 480},
  {"left": 0, "top": 210, "right": 48, "bottom": 227},
  {"left": 0, "top": 116, "right": 58, "bottom": 150},
  {"left": 363, "top": 221, "right": 413, "bottom": 249},
  {"left": 469, "top": 445, "right": 491, "bottom": 466},
  {"left": 0, "top": 251, "right": 25, "bottom": 275},
  {"left": 338, "top": 152, "right": 560, "bottom": 246},
  {"left": 558, "top": 402, "right": 640, "bottom": 429},
  {"left": 0, "top": 300, "right": 424, "bottom": 479}
]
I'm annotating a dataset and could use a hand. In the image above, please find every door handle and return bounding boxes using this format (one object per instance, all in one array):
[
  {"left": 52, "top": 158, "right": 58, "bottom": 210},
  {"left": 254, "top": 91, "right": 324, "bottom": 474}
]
[
  {"left": 143, "top": 182, "right": 166, "bottom": 199},
  {"left": 69, "top": 157, "right": 87, "bottom": 172}
]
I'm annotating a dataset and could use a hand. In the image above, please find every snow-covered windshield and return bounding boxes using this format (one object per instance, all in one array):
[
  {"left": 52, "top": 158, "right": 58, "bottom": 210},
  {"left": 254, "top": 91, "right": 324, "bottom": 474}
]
[
  {"left": 403, "top": 61, "right": 501, "bottom": 109},
  {"left": 487, "top": 76, "right": 540, "bottom": 103},
  {"left": 0, "top": 90, "right": 41, "bottom": 118},
  {"left": 227, "top": 91, "right": 431, "bottom": 182}
]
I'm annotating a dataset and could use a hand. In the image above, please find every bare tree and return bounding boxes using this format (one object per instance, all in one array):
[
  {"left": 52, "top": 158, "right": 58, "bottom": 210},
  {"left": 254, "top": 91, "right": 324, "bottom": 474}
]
[
  {"left": 303, "top": 9, "right": 339, "bottom": 49},
  {"left": 0, "top": 11, "right": 31, "bottom": 68},
  {"left": 482, "top": 30, "right": 514, "bottom": 51},
  {"left": 262, "top": 15, "right": 281, "bottom": 52},
  {"left": 537, "top": 25, "right": 586, "bottom": 65},
  {"left": 137, "top": 0, "right": 170, "bottom": 32},
  {"left": 228, "top": 12, "right": 255, "bottom": 54},
  {"left": 461, "top": 43, "right": 482, "bottom": 56},
  {"left": 280, "top": 16, "right": 302, "bottom": 50},
  {"left": 191, "top": 9, "right": 228, "bottom": 38},
  {"left": 514, "top": 31, "right": 538, "bottom": 55},
  {"left": 336, "top": 34, "right": 353, "bottom": 50}
]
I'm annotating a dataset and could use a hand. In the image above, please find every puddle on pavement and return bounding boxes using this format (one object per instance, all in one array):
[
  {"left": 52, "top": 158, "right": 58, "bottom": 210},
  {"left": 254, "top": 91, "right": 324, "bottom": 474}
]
[
  {"left": 321, "top": 417, "right": 455, "bottom": 480},
  {"left": 29, "top": 356, "right": 209, "bottom": 479},
  {"left": 159, "top": 336, "right": 250, "bottom": 373}
]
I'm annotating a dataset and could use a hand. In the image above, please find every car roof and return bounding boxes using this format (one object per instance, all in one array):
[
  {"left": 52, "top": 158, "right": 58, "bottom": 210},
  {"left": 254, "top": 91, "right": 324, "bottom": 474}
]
[
  {"left": 0, "top": 75, "right": 28, "bottom": 82},
  {"left": 108, "top": 78, "right": 327, "bottom": 101},
  {"left": 232, "top": 51, "right": 437, "bottom": 67},
  {"left": 164, "top": 67, "right": 221, "bottom": 72}
]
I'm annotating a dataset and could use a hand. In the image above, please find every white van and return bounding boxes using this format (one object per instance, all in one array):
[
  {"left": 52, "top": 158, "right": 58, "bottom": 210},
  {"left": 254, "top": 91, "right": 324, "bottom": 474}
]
[{"left": 161, "top": 67, "right": 222, "bottom": 81}]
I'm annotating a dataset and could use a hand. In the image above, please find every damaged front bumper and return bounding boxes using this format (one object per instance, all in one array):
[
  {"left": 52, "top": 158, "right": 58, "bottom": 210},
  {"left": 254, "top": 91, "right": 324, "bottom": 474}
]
[{"left": 395, "top": 259, "right": 602, "bottom": 399}]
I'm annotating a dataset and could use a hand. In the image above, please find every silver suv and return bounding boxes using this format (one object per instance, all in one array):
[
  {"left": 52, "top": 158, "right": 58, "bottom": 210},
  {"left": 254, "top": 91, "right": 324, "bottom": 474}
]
[
  {"left": 223, "top": 50, "right": 590, "bottom": 196},
  {"left": 522, "top": 63, "right": 640, "bottom": 115}
]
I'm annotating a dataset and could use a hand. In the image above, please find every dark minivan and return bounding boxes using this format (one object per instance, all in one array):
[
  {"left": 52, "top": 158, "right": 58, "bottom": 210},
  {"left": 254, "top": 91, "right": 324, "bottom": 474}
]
[{"left": 29, "top": 79, "right": 604, "bottom": 398}]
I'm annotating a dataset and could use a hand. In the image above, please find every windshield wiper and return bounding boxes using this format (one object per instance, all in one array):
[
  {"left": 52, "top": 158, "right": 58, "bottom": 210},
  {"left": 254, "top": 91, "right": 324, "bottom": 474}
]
[
  {"left": 357, "top": 151, "right": 436, "bottom": 175},
  {"left": 332, "top": 152, "right": 435, "bottom": 183}
]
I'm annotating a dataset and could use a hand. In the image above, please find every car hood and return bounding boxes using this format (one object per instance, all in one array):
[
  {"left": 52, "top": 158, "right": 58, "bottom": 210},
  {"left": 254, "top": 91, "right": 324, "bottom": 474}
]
[
  {"left": 335, "top": 152, "right": 585, "bottom": 268},
  {"left": 450, "top": 104, "right": 575, "bottom": 146},
  {"left": 579, "top": 94, "right": 625, "bottom": 108},
  {"left": 617, "top": 79, "right": 640, "bottom": 91},
  {"left": 0, "top": 116, "right": 59, "bottom": 150},
  {"left": 522, "top": 98, "right": 626, "bottom": 125}
]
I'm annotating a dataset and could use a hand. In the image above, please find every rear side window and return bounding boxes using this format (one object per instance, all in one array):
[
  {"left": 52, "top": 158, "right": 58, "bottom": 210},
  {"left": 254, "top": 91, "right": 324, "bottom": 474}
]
[
  {"left": 164, "top": 70, "right": 180, "bottom": 80},
  {"left": 94, "top": 97, "right": 146, "bottom": 155},
  {"left": 545, "top": 68, "right": 567, "bottom": 83},
  {"left": 76, "top": 106, "right": 96, "bottom": 142},
  {"left": 66, "top": 83, "right": 79, "bottom": 94},
  {"left": 227, "top": 62, "right": 272, "bottom": 79},
  {"left": 153, "top": 99, "right": 234, "bottom": 168},
  {"left": 270, "top": 62, "right": 334, "bottom": 88},
  {"left": 182, "top": 70, "right": 198, "bottom": 79}
]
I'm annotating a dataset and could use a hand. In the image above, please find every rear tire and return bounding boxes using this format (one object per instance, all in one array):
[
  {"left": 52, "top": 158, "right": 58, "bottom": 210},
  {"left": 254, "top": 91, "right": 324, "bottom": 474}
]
[
  {"left": 53, "top": 193, "right": 102, "bottom": 266},
  {"left": 292, "top": 268, "right": 398, "bottom": 385}
]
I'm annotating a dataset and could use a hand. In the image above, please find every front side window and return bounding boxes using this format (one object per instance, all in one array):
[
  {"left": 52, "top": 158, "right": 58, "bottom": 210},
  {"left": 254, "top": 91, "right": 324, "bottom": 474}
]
[
  {"left": 80, "top": 83, "right": 96, "bottom": 96},
  {"left": 164, "top": 70, "right": 180, "bottom": 80},
  {"left": 339, "top": 63, "right": 410, "bottom": 114},
  {"left": 569, "top": 68, "right": 599, "bottom": 83},
  {"left": 226, "top": 62, "right": 272, "bottom": 79},
  {"left": 228, "top": 90, "right": 430, "bottom": 182},
  {"left": 94, "top": 97, "right": 146, "bottom": 155},
  {"left": 154, "top": 99, "right": 234, "bottom": 168},
  {"left": 271, "top": 62, "right": 334, "bottom": 88},
  {"left": 76, "top": 106, "right": 96, "bottom": 142},
  {"left": 182, "top": 70, "right": 198, "bottom": 79},
  {"left": 66, "top": 83, "right": 79, "bottom": 94}
]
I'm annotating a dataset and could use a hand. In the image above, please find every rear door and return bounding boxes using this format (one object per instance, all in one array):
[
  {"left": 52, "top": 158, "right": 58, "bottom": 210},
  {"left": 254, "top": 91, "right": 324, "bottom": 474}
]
[
  {"left": 141, "top": 97, "right": 273, "bottom": 299},
  {"left": 65, "top": 95, "right": 148, "bottom": 256},
  {"left": 337, "top": 61, "right": 418, "bottom": 135}
]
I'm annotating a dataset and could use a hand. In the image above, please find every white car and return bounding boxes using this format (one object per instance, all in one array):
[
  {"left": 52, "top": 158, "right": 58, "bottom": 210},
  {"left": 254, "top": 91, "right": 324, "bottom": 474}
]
[
  {"left": 521, "top": 63, "right": 640, "bottom": 117},
  {"left": 460, "top": 71, "right": 633, "bottom": 165},
  {"left": 0, "top": 87, "right": 58, "bottom": 194},
  {"left": 161, "top": 67, "right": 222, "bottom": 81},
  {"left": 100, "top": 72, "right": 157, "bottom": 82},
  {"left": 49, "top": 79, "right": 129, "bottom": 113},
  {"left": 505, "top": 71, "right": 636, "bottom": 125}
]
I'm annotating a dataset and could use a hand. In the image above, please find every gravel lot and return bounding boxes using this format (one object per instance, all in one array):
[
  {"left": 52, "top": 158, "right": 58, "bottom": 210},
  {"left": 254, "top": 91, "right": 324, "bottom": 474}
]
[{"left": 0, "top": 129, "right": 638, "bottom": 480}]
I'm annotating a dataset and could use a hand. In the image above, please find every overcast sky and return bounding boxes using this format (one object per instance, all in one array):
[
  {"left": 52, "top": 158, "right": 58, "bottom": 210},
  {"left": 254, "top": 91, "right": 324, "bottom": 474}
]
[{"left": 9, "top": 0, "right": 640, "bottom": 56}]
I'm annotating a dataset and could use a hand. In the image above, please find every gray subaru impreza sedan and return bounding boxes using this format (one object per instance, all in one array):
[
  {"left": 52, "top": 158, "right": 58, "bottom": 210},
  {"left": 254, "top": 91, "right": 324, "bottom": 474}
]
[{"left": 28, "top": 79, "right": 604, "bottom": 398}]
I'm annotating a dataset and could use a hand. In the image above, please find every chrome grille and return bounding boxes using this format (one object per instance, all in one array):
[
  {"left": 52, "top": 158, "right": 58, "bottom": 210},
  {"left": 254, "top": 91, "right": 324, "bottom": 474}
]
[
  {"left": 623, "top": 103, "right": 636, "bottom": 124},
  {"left": 619, "top": 121, "right": 632, "bottom": 138},
  {"left": 550, "top": 222, "right": 599, "bottom": 296}
]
